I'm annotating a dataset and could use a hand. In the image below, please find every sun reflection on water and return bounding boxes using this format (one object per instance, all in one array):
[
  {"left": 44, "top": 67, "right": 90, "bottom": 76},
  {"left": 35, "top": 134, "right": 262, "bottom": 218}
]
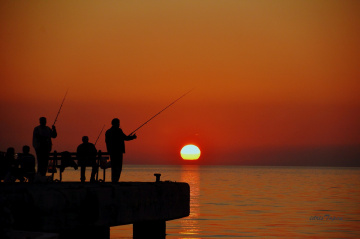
[{"left": 179, "top": 165, "right": 200, "bottom": 238}]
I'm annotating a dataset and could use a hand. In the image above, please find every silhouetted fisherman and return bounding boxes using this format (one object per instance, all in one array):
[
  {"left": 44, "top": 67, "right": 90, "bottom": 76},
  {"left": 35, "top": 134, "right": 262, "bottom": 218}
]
[
  {"left": 0, "top": 151, "right": 6, "bottom": 182},
  {"left": 0, "top": 148, "right": 12, "bottom": 182},
  {"left": 77, "top": 136, "right": 98, "bottom": 182},
  {"left": 59, "top": 151, "right": 78, "bottom": 173},
  {"left": 3, "top": 147, "right": 22, "bottom": 182},
  {"left": 105, "top": 118, "right": 137, "bottom": 182},
  {"left": 32, "top": 117, "right": 57, "bottom": 176},
  {"left": 18, "top": 145, "right": 36, "bottom": 182}
]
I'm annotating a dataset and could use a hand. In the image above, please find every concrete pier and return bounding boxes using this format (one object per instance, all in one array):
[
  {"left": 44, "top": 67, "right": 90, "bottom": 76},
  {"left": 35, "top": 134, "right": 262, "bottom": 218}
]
[{"left": 0, "top": 182, "right": 190, "bottom": 238}]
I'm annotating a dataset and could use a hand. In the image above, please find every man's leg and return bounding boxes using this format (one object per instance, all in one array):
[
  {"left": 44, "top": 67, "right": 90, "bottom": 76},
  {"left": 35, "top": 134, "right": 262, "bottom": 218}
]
[
  {"left": 110, "top": 154, "right": 123, "bottom": 182},
  {"left": 36, "top": 150, "right": 48, "bottom": 176},
  {"left": 90, "top": 160, "right": 98, "bottom": 182},
  {"left": 118, "top": 153, "right": 123, "bottom": 180},
  {"left": 81, "top": 165, "right": 86, "bottom": 182},
  {"left": 111, "top": 159, "right": 119, "bottom": 182}
]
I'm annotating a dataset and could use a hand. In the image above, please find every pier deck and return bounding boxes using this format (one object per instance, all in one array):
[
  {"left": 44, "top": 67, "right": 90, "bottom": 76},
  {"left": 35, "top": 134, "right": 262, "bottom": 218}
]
[{"left": 0, "top": 182, "right": 190, "bottom": 238}]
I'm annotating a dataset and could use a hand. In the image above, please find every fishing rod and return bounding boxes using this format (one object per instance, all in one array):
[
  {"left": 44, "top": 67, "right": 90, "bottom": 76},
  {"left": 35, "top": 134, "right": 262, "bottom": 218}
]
[
  {"left": 53, "top": 89, "right": 69, "bottom": 126},
  {"left": 94, "top": 124, "right": 105, "bottom": 146},
  {"left": 129, "top": 89, "right": 193, "bottom": 136}
]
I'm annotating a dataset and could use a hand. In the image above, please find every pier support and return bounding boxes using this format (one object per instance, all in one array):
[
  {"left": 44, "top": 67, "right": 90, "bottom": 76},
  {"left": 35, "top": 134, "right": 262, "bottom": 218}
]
[{"left": 133, "top": 220, "right": 166, "bottom": 239}]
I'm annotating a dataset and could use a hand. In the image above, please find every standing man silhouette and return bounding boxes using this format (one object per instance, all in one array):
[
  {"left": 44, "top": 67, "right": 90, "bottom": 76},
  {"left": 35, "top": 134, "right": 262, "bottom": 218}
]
[
  {"left": 105, "top": 118, "right": 137, "bottom": 182},
  {"left": 32, "top": 117, "right": 57, "bottom": 176}
]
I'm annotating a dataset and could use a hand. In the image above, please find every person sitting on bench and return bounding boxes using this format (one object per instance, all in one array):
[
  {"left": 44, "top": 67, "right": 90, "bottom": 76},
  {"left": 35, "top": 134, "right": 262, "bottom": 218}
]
[
  {"left": 18, "top": 145, "right": 36, "bottom": 182},
  {"left": 77, "top": 136, "right": 98, "bottom": 183}
]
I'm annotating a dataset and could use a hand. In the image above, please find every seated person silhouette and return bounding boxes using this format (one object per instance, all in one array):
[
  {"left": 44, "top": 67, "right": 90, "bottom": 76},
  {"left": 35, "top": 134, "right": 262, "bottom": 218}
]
[
  {"left": 3, "top": 147, "right": 22, "bottom": 182},
  {"left": 0, "top": 151, "right": 7, "bottom": 181},
  {"left": 18, "top": 145, "right": 36, "bottom": 182},
  {"left": 77, "top": 136, "right": 98, "bottom": 183},
  {"left": 59, "top": 151, "right": 78, "bottom": 173}
]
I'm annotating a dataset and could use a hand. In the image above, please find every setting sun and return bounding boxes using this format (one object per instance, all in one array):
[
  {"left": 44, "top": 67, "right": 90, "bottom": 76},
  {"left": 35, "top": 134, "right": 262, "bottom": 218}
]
[{"left": 180, "top": 145, "right": 201, "bottom": 160}]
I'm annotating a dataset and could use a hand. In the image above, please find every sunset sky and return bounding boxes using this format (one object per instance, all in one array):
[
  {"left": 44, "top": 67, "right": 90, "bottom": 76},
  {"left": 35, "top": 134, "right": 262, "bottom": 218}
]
[{"left": 1, "top": 1, "right": 359, "bottom": 165}]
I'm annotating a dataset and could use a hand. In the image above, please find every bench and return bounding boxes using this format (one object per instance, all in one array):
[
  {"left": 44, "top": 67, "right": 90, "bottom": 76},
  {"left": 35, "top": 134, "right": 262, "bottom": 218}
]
[{"left": 48, "top": 150, "right": 110, "bottom": 182}]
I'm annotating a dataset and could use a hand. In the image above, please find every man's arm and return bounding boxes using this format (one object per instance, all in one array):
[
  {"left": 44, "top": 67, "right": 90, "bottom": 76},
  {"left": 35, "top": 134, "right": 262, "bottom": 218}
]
[
  {"left": 105, "top": 131, "right": 111, "bottom": 152},
  {"left": 76, "top": 145, "right": 81, "bottom": 156},
  {"left": 124, "top": 133, "right": 137, "bottom": 141},
  {"left": 51, "top": 125, "right": 57, "bottom": 138},
  {"left": 32, "top": 127, "right": 38, "bottom": 149},
  {"left": 92, "top": 144, "right": 97, "bottom": 156}
]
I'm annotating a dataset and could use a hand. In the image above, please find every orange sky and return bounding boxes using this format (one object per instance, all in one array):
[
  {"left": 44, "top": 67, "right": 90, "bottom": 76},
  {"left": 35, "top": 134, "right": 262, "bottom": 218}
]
[{"left": 1, "top": 1, "right": 359, "bottom": 165}]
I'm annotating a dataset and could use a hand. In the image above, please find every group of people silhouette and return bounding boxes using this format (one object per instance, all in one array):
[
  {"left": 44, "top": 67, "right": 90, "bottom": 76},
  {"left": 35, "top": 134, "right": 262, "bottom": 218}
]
[
  {"left": 0, "top": 117, "right": 137, "bottom": 183},
  {"left": 0, "top": 146, "right": 36, "bottom": 182}
]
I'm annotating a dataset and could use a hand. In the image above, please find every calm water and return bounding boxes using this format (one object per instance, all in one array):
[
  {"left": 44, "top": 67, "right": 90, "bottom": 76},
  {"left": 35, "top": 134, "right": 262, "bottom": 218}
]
[{"left": 62, "top": 165, "right": 360, "bottom": 238}]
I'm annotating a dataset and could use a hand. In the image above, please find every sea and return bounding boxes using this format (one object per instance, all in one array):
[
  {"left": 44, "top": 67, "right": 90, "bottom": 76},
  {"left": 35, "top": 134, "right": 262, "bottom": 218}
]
[{"left": 62, "top": 165, "right": 360, "bottom": 238}]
